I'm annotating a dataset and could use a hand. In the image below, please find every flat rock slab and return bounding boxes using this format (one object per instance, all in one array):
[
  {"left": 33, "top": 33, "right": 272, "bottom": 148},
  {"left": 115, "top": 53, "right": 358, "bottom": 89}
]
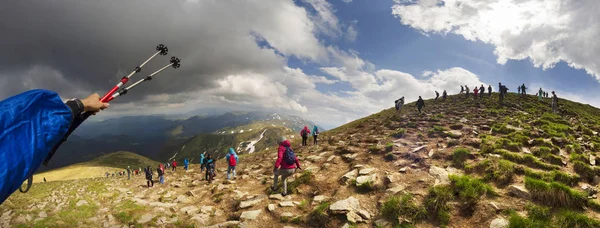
[
  {"left": 240, "top": 210, "right": 262, "bottom": 221},
  {"left": 240, "top": 195, "right": 267, "bottom": 209},
  {"left": 330, "top": 197, "right": 360, "bottom": 214},
  {"left": 279, "top": 201, "right": 294, "bottom": 207}
]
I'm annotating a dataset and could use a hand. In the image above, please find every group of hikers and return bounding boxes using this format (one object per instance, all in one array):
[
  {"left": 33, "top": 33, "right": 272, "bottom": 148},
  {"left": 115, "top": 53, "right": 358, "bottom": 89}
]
[
  {"left": 394, "top": 83, "right": 560, "bottom": 115},
  {"left": 106, "top": 125, "right": 314, "bottom": 195}
]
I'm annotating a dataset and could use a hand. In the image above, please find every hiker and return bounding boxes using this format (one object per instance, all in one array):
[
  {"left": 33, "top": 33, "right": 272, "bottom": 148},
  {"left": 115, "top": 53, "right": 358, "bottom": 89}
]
[
  {"left": 312, "top": 125, "right": 319, "bottom": 145},
  {"left": 498, "top": 83, "right": 508, "bottom": 102},
  {"left": 106, "top": 172, "right": 110, "bottom": 178},
  {"left": 205, "top": 155, "right": 216, "bottom": 183},
  {"left": 226, "top": 148, "right": 238, "bottom": 180},
  {"left": 394, "top": 97, "right": 404, "bottom": 115},
  {"left": 473, "top": 87, "right": 478, "bottom": 99},
  {"left": 488, "top": 85, "right": 492, "bottom": 97},
  {"left": 184, "top": 158, "right": 189, "bottom": 171},
  {"left": 518, "top": 86, "right": 521, "bottom": 94},
  {"left": 144, "top": 166, "right": 154, "bottom": 188},
  {"left": 157, "top": 164, "right": 165, "bottom": 184},
  {"left": 300, "top": 126, "right": 311, "bottom": 146},
  {"left": 0, "top": 90, "right": 109, "bottom": 204},
  {"left": 416, "top": 96, "right": 425, "bottom": 114},
  {"left": 43, "top": 177, "right": 47, "bottom": 183},
  {"left": 127, "top": 166, "right": 131, "bottom": 180},
  {"left": 464, "top": 85, "right": 470, "bottom": 98},
  {"left": 171, "top": 159, "right": 177, "bottom": 171},
  {"left": 551, "top": 91, "right": 559, "bottom": 113},
  {"left": 460, "top": 85, "right": 464, "bottom": 94},
  {"left": 442, "top": 90, "right": 447, "bottom": 101},
  {"left": 200, "top": 153, "right": 206, "bottom": 173},
  {"left": 479, "top": 85, "right": 485, "bottom": 98},
  {"left": 271, "top": 137, "right": 302, "bottom": 196},
  {"left": 521, "top": 83, "right": 527, "bottom": 97},
  {"left": 538, "top": 88, "right": 543, "bottom": 101},
  {"left": 435, "top": 91, "right": 439, "bottom": 101}
]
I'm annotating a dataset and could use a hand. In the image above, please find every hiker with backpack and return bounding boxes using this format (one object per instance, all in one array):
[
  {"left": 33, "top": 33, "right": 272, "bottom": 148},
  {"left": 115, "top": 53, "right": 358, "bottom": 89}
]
[
  {"left": 416, "top": 96, "right": 425, "bottom": 114},
  {"left": 442, "top": 90, "right": 447, "bottom": 101},
  {"left": 205, "top": 155, "right": 216, "bottom": 183},
  {"left": 184, "top": 158, "right": 189, "bottom": 171},
  {"left": 144, "top": 166, "right": 154, "bottom": 188},
  {"left": 271, "top": 137, "right": 302, "bottom": 196},
  {"left": 200, "top": 153, "right": 206, "bottom": 173},
  {"left": 0, "top": 90, "right": 109, "bottom": 204},
  {"left": 521, "top": 83, "right": 527, "bottom": 97},
  {"left": 171, "top": 159, "right": 177, "bottom": 171},
  {"left": 312, "top": 125, "right": 319, "bottom": 145},
  {"left": 394, "top": 97, "right": 404, "bottom": 115},
  {"left": 488, "top": 85, "right": 492, "bottom": 97},
  {"left": 300, "top": 126, "right": 311, "bottom": 146},
  {"left": 226, "top": 148, "right": 238, "bottom": 180},
  {"left": 157, "top": 164, "right": 165, "bottom": 184},
  {"left": 464, "top": 85, "right": 470, "bottom": 98},
  {"left": 460, "top": 85, "right": 464, "bottom": 94},
  {"left": 473, "top": 86, "right": 479, "bottom": 99}
]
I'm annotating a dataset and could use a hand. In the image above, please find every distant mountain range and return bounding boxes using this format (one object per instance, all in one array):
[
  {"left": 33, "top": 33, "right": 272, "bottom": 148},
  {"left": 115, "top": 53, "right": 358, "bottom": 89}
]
[{"left": 41, "top": 111, "right": 319, "bottom": 172}]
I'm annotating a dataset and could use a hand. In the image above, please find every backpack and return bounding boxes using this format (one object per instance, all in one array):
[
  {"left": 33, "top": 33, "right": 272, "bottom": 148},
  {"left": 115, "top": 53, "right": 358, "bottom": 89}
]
[
  {"left": 301, "top": 130, "right": 308, "bottom": 137},
  {"left": 229, "top": 155, "right": 237, "bottom": 166},
  {"left": 283, "top": 146, "right": 296, "bottom": 165}
]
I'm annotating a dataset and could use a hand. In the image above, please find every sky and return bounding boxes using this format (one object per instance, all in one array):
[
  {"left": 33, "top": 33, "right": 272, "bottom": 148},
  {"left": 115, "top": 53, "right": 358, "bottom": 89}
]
[{"left": 0, "top": 0, "right": 599, "bottom": 129}]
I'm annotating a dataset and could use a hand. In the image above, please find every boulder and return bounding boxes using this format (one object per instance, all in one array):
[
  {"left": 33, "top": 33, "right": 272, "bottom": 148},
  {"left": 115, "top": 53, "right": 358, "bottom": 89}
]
[
  {"left": 240, "top": 210, "right": 262, "bottom": 221},
  {"left": 386, "top": 184, "right": 407, "bottom": 195},
  {"left": 279, "top": 201, "right": 294, "bottom": 207},
  {"left": 357, "top": 209, "right": 371, "bottom": 220},
  {"left": 490, "top": 217, "right": 509, "bottom": 228},
  {"left": 281, "top": 212, "right": 294, "bottom": 218},
  {"left": 356, "top": 174, "right": 377, "bottom": 187},
  {"left": 359, "top": 168, "right": 376, "bottom": 175},
  {"left": 200, "top": 206, "right": 214, "bottom": 214},
  {"left": 429, "top": 166, "right": 450, "bottom": 185},
  {"left": 341, "top": 169, "right": 358, "bottom": 184},
  {"left": 267, "top": 204, "right": 276, "bottom": 212},
  {"left": 346, "top": 211, "right": 363, "bottom": 223},
  {"left": 313, "top": 195, "right": 330, "bottom": 204},
  {"left": 330, "top": 197, "right": 360, "bottom": 214},
  {"left": 399, "top": 167, "right": 407, "bottom": 173}
]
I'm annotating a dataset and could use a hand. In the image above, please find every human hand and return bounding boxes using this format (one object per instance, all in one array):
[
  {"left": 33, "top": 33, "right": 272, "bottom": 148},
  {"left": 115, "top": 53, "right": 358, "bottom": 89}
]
[{"left": 81, "top": 93, "right": 109, "bottom": 113}]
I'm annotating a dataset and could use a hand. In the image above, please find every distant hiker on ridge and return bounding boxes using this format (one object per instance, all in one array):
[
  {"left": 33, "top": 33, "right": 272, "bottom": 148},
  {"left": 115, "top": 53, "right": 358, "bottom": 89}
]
[
  {"left": 127, "top": 166, "right": 131, "bottom": 180},
  {"left": 521, "top": 83, "right": 527, "bottom": 97},
  {"left": 184, "top": 158, "right": 189, "bottom": 171},
  {"left": 200, "top": 153, "right": 206, "bottom": 173},
  {"left": 171, "top": 159, "right": 177, "bottom": 172},
  {"left": 473, "top": 86, "right": 479, "bottom": 99},
  {"left": 157, "top": 164, "right": 165, "bottom": 184},
  {"left": 488, "top": 85, "right": 492, "bottom": 97},
  {"left": 442, "top": 90, "right": 447, "bottom": 101},
  {"left": 464, "top": 85, "right": 470, "bottom": 98},
  {"left": 538, "top": 88, "right": 543, "bottom": 101},
  {"left": 416, "top": 96, "right": 425, "bottom": 114},
  {"left": 552, "top": 91, "right": 559, "bottom": 113},
  {"left": 226, "top": 148, "right": 238, "bottom": 180},
  {"left": 144, "top": 166, "right": 154, "bottom": 188},
  {"left": 271, "top": 136, "right": 301, "bottom": 196},
  {"left": 394, "top": 97, "right": 404, "bottom": 115},
  {"left": 300, "top": 126, "right": 311, "bottom": 146},
  {"left": 312, "top": 125, "right": 319, "bottom": 146},
  {"left": 518, "top": 86, "right": 521, "bottom": 94},
  {"left": 460, "top": 85, "right": 464, "bottom": 94},
  {"left": 479, "top": 85, "right": 485, "bottom": 98},
  {"left": 435, "top": 91, "right": 439, "bottom": 101}
]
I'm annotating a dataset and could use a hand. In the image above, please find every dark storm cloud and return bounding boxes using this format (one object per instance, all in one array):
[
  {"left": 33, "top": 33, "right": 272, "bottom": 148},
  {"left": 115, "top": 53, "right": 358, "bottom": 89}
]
[{"left": 0, "top": 0, "right": 290, "bottom": 101}]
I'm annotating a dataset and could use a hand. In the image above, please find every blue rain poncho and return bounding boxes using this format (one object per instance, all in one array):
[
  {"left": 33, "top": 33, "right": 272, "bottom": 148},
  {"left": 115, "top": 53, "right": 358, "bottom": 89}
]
[{"left": 0, "top": 90, "right": 73, "bottom": 204}]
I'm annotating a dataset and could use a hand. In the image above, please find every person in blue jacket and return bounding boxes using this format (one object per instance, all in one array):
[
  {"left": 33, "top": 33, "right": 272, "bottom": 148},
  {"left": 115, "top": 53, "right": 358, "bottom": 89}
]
[
  {"left": 312, "top": 125, "right": 319, "bottom": 146},
  {"left": 0, "top": 90, "right": 109, "bottom": 204},
  {"left": 184, "top": 158, "right": 189, "bottom": 171},
  {"left": 225, "top": 148, "right": 238, "bottom": 180},
  {"left": 199, "top": 153, "right": 205, "bottom": 173}
]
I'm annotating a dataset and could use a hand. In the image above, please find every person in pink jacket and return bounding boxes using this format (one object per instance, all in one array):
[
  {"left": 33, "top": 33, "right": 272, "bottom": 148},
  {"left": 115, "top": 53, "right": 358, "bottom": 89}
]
[{"left": 271, "top": 137, "right": 302, "bottom": 196}]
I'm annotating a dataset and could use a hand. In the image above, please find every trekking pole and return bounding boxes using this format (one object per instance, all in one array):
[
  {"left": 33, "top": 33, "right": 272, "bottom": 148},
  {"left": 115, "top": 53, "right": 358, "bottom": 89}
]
[
  {"left": 100, "top": 44, "right": 169, "bottom": 102},
  {"left": 43, "top": 56, "right": 181, "bottom": 166}
]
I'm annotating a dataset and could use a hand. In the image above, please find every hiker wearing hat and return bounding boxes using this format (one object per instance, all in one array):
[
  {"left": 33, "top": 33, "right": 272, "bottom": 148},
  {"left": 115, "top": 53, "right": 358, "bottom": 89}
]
[{"left": 271, "top": 137, "right": 302, "bottom": 196}]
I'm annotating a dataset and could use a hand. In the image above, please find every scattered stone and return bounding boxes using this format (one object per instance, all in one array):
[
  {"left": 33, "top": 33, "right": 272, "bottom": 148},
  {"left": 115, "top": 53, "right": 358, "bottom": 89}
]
[
  {"left": 180, "top": 206, "right": 199, "bottom": 215},
  {"left": 171, "top": 182, "right": 183, "bottom": 188},
  {"left": 281, "top": 212, "right": 294, "bottom": 218},
  {"left": 582, "top": 184, "right": 598, "bottom": 196},
  {"left": 38, "top": 211, "right": 47, "bottom": 218},
  {"left": 412, "top": 146, "right": 426, "bottom": 153},
  {"left": 327, "top": 155, "right": 336, "bottom": 162},
  {"left": 200, "top": 206, "right": 214, "bottom": 214},
  {"left": 217, "top": 184, "right": 227, "bottom": 191},
  {"left": 428, "top": 149, "right": 434, "bottom": 157},
  {"left": 240, "top": 210, "right": 262, "bottom": 221},
  {"left": 448, "top": 130, "right": 463, "bottom": 138},
  {"left": 357, "top": 209, "right": 371, "bottom": 220},
  {"left": 175, "top": 195, "right": 190, "bottom": 203},
  {"left": 522, "top": 148, "right": 531, "bottom": 154},
  {"left": 204, "top": 221, "right": 241, "bottom": 228},
  {"left": 489, "top": 202, "right": 501, "bottom": 211},
  {"left": 306, "top": 155, "right": 322, "bottom": 162},
  {"left": 342, "top": 169, "right": 358, "bottom": 184},
  {"left": 490, "top": 217, "right": 509, "bottom": 228},
  {"left": 375, "top": 219, "right": 391, "bottom": 228},
  {"left": 268, "top": 204, "right": 276, "bottom": 212},
  {"left": 342, "top": 153, "right": 358, "bottom": 161},
  {"left": 137, "top": 214, "right": 153, "bottom": 224},
  {"left": 399, "top": 167, "right": 407, "bottom": 173},
  {"left": 386, "top": 184, "right": 407, "bottom": 195},
  {"left": 591, "top": 155, "right": 596, "bottom": 166},
  {"left": 313, "top": 195, "right": 330, "bottom": 204},
  {"left": 240, "top": 195, "right": 267, "bottom": 209},
  {"left": 508, "top": 185, "right": 530, "bottom": 199},
  {"left": 269, "top": 194, "right": 287, "bottom": 201},
  {"left": 190, "top": 180, "right": 201, "bottom": 187},
  {"left": 225, "top": 180, "right": 236, "bottom": 184},
  {"left": 190, "top": 214, "right": 210, "bottom": 225},
  {"left": 359, "top": 168, "right": 376, "bottom": 175},
  {"left": 459, "top": 117, "right": 469, "bottom": 123},
  {"left": 279, "top": 201, "right": 294, "bottom": 207},
  {"left": 75, "top": 199, "right": 88, "bottom": 207},
  {"left": 330, "top": 197, "right": 360, "bottom": 214},
  {"left": 429, "top": 166, "right": 450, "bottom": 185},
  {"left": 346, "top": 211, "right": 363, "bottom": 223}
]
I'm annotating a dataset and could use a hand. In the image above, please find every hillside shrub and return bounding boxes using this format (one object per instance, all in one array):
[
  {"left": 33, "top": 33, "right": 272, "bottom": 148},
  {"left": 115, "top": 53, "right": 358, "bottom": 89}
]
[
  {"left": 452, "top": 148, "right": 470, "bottom": 168},
  {"left": 381, "top": 194, "right": 426, "bottom": 226},
  {"left": 524, "top": 177, "right": 586, "bottom": 208},
  {"left": 449, "top": 175, "right": 496, "bottom": 211},
  {"left": 424, "top": 185, "right": 453, "bottom": 226}
]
